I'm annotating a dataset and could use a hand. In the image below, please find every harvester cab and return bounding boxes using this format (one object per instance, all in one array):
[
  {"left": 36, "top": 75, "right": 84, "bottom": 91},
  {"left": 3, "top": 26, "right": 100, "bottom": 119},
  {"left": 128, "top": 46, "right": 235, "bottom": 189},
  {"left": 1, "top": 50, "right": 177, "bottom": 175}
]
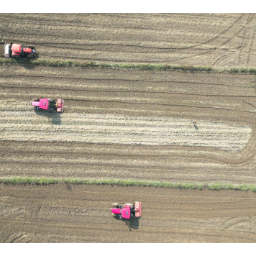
[
  {"left": 4, "top": 43, "right": 36, "bottom": 58},
  {"left": 111, "top": 202, "right": 141, "bottom": 220},
  {"left": 32, "top": 98, "right": 64, "bottom": 113}
]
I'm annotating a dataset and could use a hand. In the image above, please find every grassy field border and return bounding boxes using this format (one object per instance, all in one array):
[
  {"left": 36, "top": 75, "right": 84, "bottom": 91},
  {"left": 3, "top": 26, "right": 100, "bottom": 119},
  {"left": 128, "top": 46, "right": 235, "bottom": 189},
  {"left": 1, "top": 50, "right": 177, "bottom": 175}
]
[
  {"left": 1, "top": 58, "right": 256, "bottom": 74},
  {"left": 0, "top": 176, "right": 256, "bottom": 192}
]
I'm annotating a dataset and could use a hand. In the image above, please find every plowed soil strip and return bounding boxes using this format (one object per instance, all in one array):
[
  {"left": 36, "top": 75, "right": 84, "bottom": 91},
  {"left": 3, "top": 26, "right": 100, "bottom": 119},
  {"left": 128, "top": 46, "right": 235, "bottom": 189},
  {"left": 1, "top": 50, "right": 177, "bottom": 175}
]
[{"left": 0, "top": 184, "right": 256, "bottom": 242}]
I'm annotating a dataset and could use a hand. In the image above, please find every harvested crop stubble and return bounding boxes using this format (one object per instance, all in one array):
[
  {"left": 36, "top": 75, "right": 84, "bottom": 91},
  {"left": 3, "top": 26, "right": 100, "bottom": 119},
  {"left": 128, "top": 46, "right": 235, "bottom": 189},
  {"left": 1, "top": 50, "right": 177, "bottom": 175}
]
[
  {"left": 1, "top": 13, "right": 256, "bottom": 67},
  {"left": 1, "top": 66, "right": 256, "bottom": 185},
  {"left": 0, "top": 110, "right": 252, "bottom": 151}
]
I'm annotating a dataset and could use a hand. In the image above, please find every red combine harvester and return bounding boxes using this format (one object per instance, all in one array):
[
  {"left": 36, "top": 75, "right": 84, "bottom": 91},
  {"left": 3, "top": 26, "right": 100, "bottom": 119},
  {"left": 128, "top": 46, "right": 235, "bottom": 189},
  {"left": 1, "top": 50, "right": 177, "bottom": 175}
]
[
  {"left": 31, "top": 98, "right": 64, "bottom": 113},
  {"left": 111, "top": 202, "right": 141, "bottom": 220},
  {"left": 4, "top": 43, "right": 36, "bottom": 58}
]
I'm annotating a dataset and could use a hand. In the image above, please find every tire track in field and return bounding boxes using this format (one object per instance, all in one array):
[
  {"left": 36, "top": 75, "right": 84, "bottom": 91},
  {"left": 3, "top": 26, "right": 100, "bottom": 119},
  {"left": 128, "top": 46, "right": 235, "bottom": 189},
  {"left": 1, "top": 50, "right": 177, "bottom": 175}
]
[
  {"left": 237, "top": 14, "right": 255, "bottom": 66},
  {"left": 247, "top": 25, "right": 256, "bottom": 65},
  {"left": 220, "top": 217, "right": 256, "bottom": 234},
  {"left": 237, "top": 14, "right": 256, "bottom": 66},
  {"left": 172, "top": 14, "right": 256, "bottom": 66},
  {"left": 170, "top": 14, "right": 251, "bottom": 64},
  {"left": 135, "top": 14, "right": 246, "bottom": 64},
  {"left": 166, "top": 13, "right": 245, "bottom": 55}
]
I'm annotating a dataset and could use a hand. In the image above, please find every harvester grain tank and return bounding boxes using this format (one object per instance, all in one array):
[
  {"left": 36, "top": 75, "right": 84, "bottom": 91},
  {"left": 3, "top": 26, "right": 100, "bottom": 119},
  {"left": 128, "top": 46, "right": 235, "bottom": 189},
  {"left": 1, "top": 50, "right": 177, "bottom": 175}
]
[
  {"left": 31, "top": 98, "right": 64, "bottom": 113},
  {"left": 111, "top": 202, "right": 141, "bottom": 219}
]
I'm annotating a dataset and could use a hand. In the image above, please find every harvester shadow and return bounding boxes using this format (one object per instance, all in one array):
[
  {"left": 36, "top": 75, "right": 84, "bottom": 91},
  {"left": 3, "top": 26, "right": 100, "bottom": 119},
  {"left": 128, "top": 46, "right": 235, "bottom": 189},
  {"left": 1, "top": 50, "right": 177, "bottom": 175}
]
[
  {"left": 33, "top": 109, "right": 62, "bottom": 126},
  {"left": 12, "top": 54, "right": 40, "bottom": 69},
  {"left": 194, "top": 124, "right": 199, "bottom": 130},
  {"left": 113, "top": 216, "right": 140, "bottom": 231},
  {"left": 66, "top": 183, "right": 72, "bottom": 191}
]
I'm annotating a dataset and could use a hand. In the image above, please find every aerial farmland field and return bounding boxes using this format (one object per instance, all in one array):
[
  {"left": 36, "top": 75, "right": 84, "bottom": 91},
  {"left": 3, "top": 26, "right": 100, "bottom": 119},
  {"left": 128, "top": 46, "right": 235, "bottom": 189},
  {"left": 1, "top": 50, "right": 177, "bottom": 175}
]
[
  {"left": 0, "top": 13, "right": 256, "bottom": 243},
  {"left": 1, "top": 13, "right": 256, "bottom": 67}
]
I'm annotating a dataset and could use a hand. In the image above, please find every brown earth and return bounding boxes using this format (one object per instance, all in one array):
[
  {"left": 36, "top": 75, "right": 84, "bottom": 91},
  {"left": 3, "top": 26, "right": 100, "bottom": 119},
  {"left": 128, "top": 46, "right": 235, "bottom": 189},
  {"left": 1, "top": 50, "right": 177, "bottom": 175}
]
[
  {"left": 0, "top": 42, "right": 4, "bottom": 57},
  {"left": 1, "top": 13, "right": 256, "bottom": 67},
  {"left": 0, "top": 184, "right": 256, "bottom": 243},
  {"left": 1, "top": 14, "right": 256, "bottom": 243}
]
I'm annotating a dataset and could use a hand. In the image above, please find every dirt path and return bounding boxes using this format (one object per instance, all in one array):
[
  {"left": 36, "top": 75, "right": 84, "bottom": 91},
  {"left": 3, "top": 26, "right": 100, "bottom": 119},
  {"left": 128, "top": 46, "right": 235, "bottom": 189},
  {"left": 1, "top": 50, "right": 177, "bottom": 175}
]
[
  {"left": 0, "top": 184, "right": 255, "bottom": 243},
  {"left": 1, "top": 66, "right": 256, "bottom": 184},
  {"left": 1, "top": 14, "right": 256, "bottom": 67}
]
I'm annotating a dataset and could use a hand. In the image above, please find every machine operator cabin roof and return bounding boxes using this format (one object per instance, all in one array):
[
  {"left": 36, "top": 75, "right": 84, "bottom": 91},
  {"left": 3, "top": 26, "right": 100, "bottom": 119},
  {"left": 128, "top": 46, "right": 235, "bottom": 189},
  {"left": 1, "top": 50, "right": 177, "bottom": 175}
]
[
  {"left": 11, "top": 44, "right": 22, "bottom": 53},
  {"left": 39, "top": 99, "right": 49, "bottom": 110}
]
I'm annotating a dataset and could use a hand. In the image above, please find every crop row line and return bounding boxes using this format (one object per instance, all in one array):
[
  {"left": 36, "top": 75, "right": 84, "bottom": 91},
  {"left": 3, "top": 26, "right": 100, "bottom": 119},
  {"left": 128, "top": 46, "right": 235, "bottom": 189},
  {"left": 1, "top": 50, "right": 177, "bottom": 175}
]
[
  {"left": 1, "top": 176, "right": 256, "bottom": 192},
  {"left": 1, "top": 58, "right": 256, "bottom": 74}
]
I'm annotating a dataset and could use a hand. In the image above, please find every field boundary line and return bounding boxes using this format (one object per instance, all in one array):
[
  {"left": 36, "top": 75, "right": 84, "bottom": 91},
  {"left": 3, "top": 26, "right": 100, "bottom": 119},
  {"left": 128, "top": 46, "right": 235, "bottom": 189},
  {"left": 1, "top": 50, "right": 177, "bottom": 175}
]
[
  {"left": 2, "top": 58, "right": 256, "bottom": 74},
  {"left": 1, "top": 176, "right": 256, "bottom": 192}
]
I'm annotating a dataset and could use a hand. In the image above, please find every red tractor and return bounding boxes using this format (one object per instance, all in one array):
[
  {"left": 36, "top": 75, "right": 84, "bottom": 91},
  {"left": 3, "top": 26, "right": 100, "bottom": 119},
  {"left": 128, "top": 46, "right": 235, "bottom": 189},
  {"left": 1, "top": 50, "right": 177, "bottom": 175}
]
[
  {"left": 31, "top": 98, "right": 64, "bottom": 113},
  {"left": 111, "top": 202, "right": 141, "bottom": 220},
  {"left": 4, "top": 43, "right": 36, "bottom": 58}
]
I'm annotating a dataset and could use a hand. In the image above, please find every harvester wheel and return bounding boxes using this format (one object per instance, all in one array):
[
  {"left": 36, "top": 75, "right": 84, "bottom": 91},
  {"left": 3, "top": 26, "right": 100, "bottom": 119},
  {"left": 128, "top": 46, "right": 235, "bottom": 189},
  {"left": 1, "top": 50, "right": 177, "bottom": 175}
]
[
  {"left": 112, "top": 203, "right": 119, "bottom": 207},
  {"left": 28, "top": 46, "right": 34, "bottom": 49}
]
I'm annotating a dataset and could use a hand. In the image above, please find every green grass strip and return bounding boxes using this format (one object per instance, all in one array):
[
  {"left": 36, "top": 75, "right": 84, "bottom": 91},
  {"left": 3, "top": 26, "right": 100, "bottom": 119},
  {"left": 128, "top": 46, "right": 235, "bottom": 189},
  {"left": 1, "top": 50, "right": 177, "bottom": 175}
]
[
  {"left": 0, "top": 176, "right": 256, "bottom": 192},
  {"left": 0, "top": 58, "right": 97, "bottom": 68},
  {"left": 1, "top": 57, "right": 256, "bottom": 74}
]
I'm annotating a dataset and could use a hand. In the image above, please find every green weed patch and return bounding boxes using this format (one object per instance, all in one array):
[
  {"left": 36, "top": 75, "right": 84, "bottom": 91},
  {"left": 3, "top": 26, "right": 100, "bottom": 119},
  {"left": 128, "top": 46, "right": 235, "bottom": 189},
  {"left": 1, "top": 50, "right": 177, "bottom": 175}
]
[
  {"left": 1, "top": 177, "right": 256, "bottom": 192},
  {"left": 1, "top": 58, "right": 256, "bottom": 74}
]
